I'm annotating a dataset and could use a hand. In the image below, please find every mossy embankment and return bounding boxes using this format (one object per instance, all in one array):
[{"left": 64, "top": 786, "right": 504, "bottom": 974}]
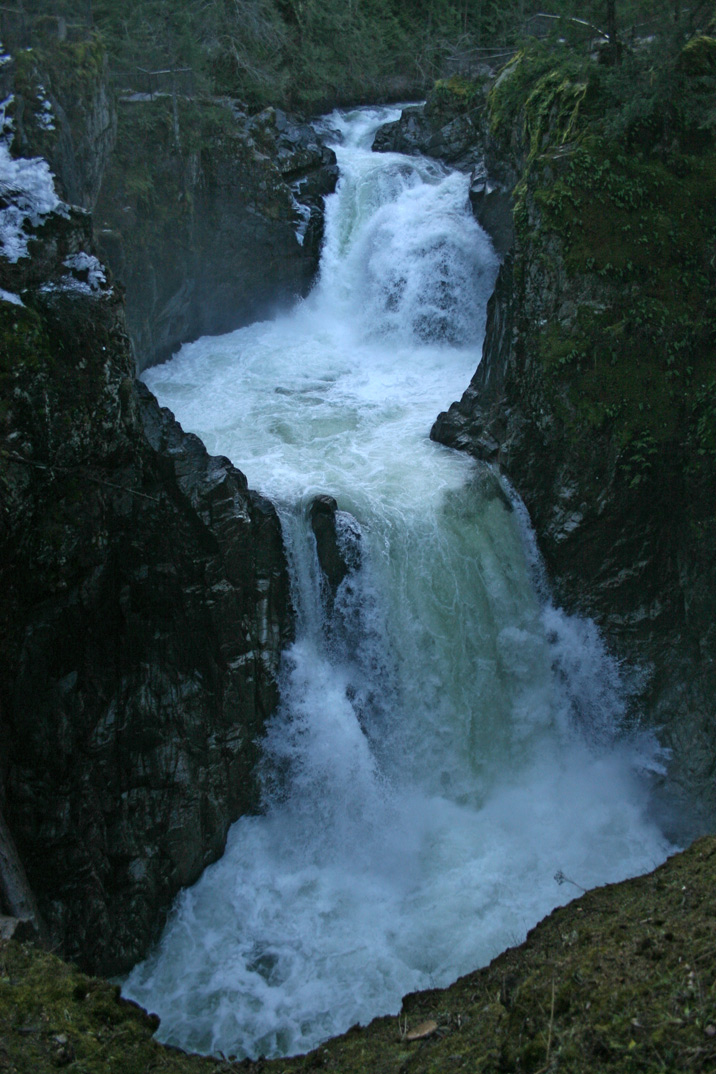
[
  {"left": 432, "top": 33, "right": 716, "bottom": 823},
  {"left": 2, "top": 837, "right": 715, "bottom": 1073},
  {"left": 486, "top": 37, "right": 716, "bottom": 473}
]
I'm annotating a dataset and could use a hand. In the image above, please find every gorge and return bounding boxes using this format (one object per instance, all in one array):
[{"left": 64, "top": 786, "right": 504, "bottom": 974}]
[
  {"left": 120, "top": 105, "right": 672, "bottom": 1060},
  {"left": 1, "top": 9, "right": 715, "bottom": 1074}
]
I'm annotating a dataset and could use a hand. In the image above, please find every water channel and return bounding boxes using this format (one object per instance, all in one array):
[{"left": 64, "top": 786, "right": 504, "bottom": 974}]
[{"left": 125, "top": 105, "right": 671, "bottom": 1060}]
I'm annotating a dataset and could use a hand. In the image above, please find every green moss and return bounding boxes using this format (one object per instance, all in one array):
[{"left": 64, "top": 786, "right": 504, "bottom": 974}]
[
  {"left": 678, "top": 35, "right": 716, "bottom": 76},
  {"left": 487, "top": 46, "right": 589, "bottom": 155},
  {"left": 0, "top": 304, "right": 53, "bottom": 381},
  {"left": 430, "top": 74, "right": 482, "bottom": 112},
  {"left": 0, "top": 941, "right": 215, "bottom": 1073},
  {"left": 533, "top": 139, "right": 716, "bottom": 465},
  {"left": 487, "top": 41, "right": 716, "bottom": 504},
  {"left": 14, "top": 33, "right": 106, "bottom": 105}
]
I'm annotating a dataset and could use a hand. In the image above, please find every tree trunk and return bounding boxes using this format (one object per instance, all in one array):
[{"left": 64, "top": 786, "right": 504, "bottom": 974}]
[{"left": 606, "top": 0, "right": 619, "bottom": 65}]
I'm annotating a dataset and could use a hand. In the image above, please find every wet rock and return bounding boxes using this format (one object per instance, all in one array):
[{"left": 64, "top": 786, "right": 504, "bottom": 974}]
[
  {"left": 0, "top": 151, "right": 293, "bottom": 975},
  {"left": 309, "top": 495, "right": 361, "bottom": 598},
  {"left": 372, "top": 99, "right": 489, "bottom": 173},
  {"left": 468, "top": 175, "right": 514, "bottom": 260},
  {"left": 372, "top": 105, "right": 433, "bottom": 156},
  {"left": 254, "top": 108, "right": 339, "bottom": 194},
  {"left": 247, "top": 106, "right": 339, "bottom": 277}
]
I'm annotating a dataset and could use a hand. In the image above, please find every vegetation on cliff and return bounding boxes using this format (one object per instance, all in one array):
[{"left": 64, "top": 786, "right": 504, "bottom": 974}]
[
  {"left": 87, "top": 0, "right": 529, "bottom": 109},
  {"left": 430, "top": 13, "right": 716, "bottom": 820},
  {"left": 1, "top": 837, "right": 715, "bottom": 1072},
  {"left": 487, "top": 29, "right": 716, "bottom": 483},
  {"left": 11, "top": 1, "right": 708, "bottom": 112}
]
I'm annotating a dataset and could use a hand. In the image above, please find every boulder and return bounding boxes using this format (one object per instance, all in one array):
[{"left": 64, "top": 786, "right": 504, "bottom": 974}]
[{"left": 309, "top": 495, "right": 361, "bottom": 600}]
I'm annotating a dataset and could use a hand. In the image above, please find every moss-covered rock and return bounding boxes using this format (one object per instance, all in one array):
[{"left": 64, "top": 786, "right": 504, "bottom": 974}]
[
  {"left": 431, "top": 39, "right": 716, "bottom": 826},
  {"left": 11, "top": 33, "right": 116, "bottom": 209}
]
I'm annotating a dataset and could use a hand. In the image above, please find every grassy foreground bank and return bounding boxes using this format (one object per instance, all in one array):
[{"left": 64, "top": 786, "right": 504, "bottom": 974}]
[{"left": 1, "top": 837, "right": 715, "bottom": 1073}]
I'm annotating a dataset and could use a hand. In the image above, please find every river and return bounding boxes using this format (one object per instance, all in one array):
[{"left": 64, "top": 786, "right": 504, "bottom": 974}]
[{"left": 125, "top": 105, "right": 671, "bottom": 1060}]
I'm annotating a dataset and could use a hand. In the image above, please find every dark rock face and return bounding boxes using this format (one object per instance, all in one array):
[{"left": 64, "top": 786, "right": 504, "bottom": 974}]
[
  {"left": 250, "top": 107, "right": 339, "bottom": 265},
  {"left": 468, "top": 178, "right": 514, "bottom": 261},
  {"left": 309, "top": 495, "right": 361, "bottom": 599},
  {"left": 373, "top": 102, "right": 485, "bottom": 172},
  {"left": 425, "top": 63, "right": 716, "bottom": 828},
  {"left": 10, "top": 37, "right": 336, "bottom": 374},
  {"left": 94, "top": 98, "right": 337, "bottom": 372},
  {"left": 0, "top": 150, "right": 293, "bottom": 974}
]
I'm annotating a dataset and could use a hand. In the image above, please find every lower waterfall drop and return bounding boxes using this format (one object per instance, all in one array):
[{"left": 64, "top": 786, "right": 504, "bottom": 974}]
[{"left": 127, "top": 106, "right": 672, "bottom": 1060}]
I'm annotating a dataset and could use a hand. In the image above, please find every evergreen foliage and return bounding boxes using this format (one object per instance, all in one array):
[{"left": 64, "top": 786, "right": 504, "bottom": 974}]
[{"left": 12, "top": 2, "right": 716, "bottom": 110}]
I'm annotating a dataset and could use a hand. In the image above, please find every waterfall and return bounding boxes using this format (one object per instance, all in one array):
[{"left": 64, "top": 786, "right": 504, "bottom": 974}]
[{"left": 127, "top": 106, "right": 671, "bottom": 1060}]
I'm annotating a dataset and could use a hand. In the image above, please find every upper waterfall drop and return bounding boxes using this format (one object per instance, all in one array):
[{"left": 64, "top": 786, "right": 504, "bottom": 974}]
[{"left": 129, "top": 106, "right": 672, "bottom": 1061}]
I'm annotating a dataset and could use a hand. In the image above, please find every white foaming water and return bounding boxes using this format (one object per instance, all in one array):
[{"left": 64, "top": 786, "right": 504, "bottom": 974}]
[{"left": 127, "top": 106, "right": 672, "bottom": 1059}]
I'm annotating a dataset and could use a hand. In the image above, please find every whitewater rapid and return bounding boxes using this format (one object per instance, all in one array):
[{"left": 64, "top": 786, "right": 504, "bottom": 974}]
[{"left": 126, "top": 106, "right": 672, "bottom": 1059}]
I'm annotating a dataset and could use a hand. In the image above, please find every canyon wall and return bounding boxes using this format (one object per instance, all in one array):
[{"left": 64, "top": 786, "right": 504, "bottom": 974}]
[
  {"left": 0, "top": 33, "right": 322, "bottom": 974},
  {"left": 377, "top": 54, "right": 716, "bottom": 827}
]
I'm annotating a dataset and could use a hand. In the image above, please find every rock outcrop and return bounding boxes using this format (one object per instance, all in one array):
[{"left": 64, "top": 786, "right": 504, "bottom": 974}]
[
  {"left": 11, "top": 33, "right": 116, "bottom": 211},
  {"left": 309, "top": 494, "right": 362, "bottom": 602},
  {"left": 0, "top": 49, "right": 293, "bottom": 975},
  {"left": 94, "top": 97, "right": 337, "bottom": 371},
  {"left": 10, "top": 33, "right": 337, "bottom": 374},
  {"left": 409, "top": 52, "right": 716, "bottom": 826}
]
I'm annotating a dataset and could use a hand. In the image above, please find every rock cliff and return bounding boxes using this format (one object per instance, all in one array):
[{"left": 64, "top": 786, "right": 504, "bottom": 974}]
[
  {"left": 393, "top": 54, "right": 716, "bottom": 827},
  {"left": 10, "top": 32, "right": 337, "bottom": 373},
  {"left": 94, "top": 97, "right": 336, "bottom": 371},
  {"left": 0, "top": 38, "right": 294, "bottom": 974}
]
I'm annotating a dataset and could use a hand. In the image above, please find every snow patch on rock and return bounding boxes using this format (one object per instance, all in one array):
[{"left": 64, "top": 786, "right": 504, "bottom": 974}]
[{"left": 0, "top": 145, "right": 64, "bottom": 261}]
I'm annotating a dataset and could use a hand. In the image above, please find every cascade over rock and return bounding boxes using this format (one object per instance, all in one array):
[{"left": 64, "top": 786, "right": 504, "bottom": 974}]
[
  {"left": 126, "top": 106, "right": 670, "bottom": 1060},
  {"left": 373, "top": 85, "right": 514, "bottom": 259}
]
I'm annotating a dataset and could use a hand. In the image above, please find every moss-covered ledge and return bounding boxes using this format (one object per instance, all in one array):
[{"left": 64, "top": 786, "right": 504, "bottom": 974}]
[{"left": 1, "top": 837, "right": 715, "bottom": 1073}]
